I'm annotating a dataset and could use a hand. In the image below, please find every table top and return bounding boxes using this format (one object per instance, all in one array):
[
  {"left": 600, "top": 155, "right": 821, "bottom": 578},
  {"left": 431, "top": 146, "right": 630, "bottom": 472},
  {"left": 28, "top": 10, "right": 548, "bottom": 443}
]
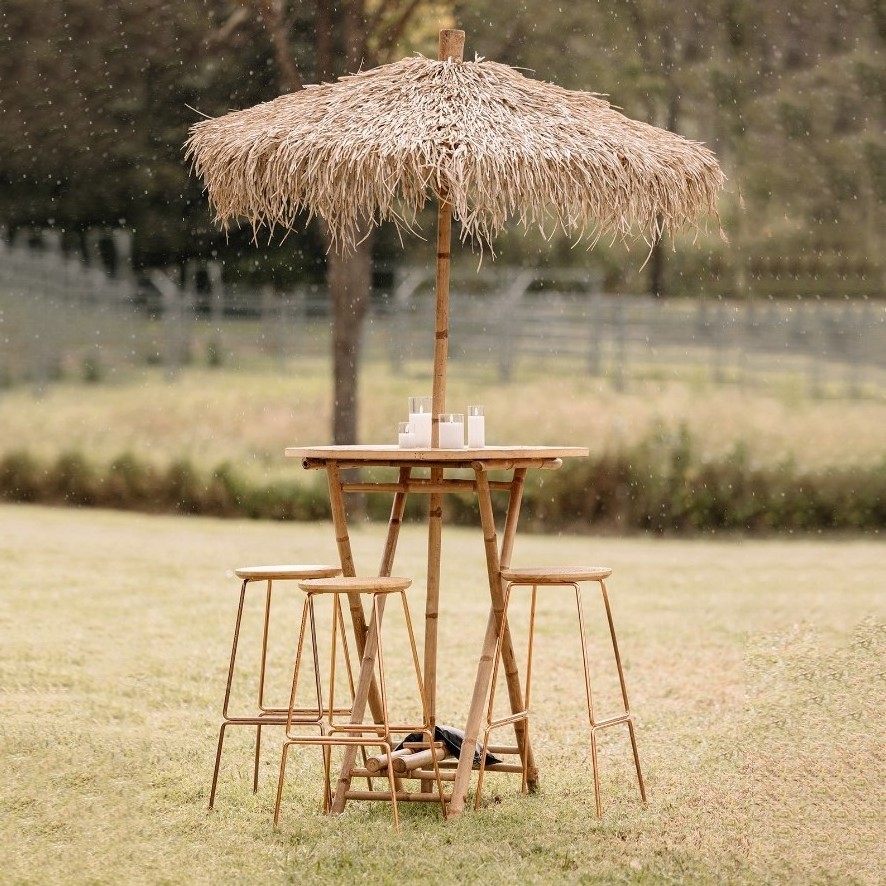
[{"left": 285, "top": 444, "right": 588, "bottom": 467}]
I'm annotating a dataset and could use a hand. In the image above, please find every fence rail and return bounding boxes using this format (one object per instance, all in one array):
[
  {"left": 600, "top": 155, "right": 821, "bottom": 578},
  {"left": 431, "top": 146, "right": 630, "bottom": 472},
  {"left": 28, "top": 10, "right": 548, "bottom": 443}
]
[{"left": 2, "top": 231, "right": 885, "bottom": 397}]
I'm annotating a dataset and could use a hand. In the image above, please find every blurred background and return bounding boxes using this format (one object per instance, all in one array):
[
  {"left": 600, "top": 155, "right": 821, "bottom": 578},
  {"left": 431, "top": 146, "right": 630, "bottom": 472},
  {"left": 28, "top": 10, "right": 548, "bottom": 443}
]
[{"left": 1, "top": 0, "right": 884, "bottom": 532}]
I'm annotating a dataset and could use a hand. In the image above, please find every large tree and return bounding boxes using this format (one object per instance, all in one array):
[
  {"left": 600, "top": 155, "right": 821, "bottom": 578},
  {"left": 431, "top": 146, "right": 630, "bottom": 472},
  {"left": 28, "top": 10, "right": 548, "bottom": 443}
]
[
  {"left": 0, "top": 0, "right": 447, "bottom": 443},
  {"left": 0, "top": 0, "right": 290, "bottom": 266},
  {"left": 212, "top": 0, "right": 450, "bottom": 444},
  {"left": 455, "top": 0, "right": 885, "bottom": 297}
]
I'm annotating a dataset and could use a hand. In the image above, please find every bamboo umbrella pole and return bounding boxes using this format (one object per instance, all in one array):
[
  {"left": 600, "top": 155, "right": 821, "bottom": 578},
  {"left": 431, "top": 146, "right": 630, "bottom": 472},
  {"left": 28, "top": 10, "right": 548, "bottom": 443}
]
[
  {"left": 426, "top": 28, "right": 464, "bottom": 795},
  {"left": 430, "top": 29, "right": 465, "bottom": 447}
]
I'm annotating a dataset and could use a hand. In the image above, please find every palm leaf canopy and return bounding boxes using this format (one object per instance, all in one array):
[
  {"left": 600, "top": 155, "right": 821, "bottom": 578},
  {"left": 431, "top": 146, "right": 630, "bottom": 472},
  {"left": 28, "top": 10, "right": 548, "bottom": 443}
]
[{"left": 185, "top": 54, "right": 724, "bottom": 251}]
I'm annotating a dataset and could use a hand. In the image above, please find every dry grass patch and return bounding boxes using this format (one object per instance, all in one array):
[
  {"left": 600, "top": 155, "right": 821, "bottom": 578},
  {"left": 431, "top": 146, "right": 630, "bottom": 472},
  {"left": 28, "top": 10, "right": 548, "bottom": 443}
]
[{"left": 0, "top": 504, "right": 883, "bottom": 884}]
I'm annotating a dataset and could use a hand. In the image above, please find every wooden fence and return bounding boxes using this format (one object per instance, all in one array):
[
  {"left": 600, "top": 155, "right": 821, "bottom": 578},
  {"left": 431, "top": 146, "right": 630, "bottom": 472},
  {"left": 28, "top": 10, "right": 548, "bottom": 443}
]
[{"left": 2, "top": 233, "right": 884, "bottom": 398}]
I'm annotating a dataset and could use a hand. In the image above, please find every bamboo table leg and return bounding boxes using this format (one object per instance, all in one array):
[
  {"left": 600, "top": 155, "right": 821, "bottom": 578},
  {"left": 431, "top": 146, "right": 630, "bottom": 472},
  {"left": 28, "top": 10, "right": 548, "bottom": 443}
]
[
  {"left": 329, "top": 467, "right": 411, "bottom": 814},
  {"left": 422, "top": 467, "right": 444, "bottom": 793},
  {"left": 426, "top": 468, "right": 443, "bottom": 728},
  {"left": 448, "top": 466, "right": 535, "bottom": 817},
  {"left": 497, "top": 468, "right": 538, "bottom": 790}
]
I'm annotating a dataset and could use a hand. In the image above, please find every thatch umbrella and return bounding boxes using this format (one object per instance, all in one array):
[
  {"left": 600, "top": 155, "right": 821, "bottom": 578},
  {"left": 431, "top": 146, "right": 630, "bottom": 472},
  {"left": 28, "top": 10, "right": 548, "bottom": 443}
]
[{"left": 186, "top": 30, "right": 724, "bottom": 444}]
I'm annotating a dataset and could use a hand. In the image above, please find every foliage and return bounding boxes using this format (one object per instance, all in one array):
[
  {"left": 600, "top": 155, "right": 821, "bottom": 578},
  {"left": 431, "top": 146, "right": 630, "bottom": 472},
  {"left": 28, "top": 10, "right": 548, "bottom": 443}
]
[
  {"left": 0, "top": 0, "right": 327, "bottom": 280},
  {"left": 2, "top": 432, "right": 883, "bottom": 533},
  {"left": 523, "top": 426, "right": 886, "bottom": 533},
  {"left": 455, "top": 0, "right": 886, "bottom": 296},
  {"left": 2, "top": 1, "right": 882, "bottom": 296}
]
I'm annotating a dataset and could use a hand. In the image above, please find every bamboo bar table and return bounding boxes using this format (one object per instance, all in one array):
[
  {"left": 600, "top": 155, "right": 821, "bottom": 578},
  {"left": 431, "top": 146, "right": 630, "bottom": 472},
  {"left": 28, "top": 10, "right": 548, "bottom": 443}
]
[{"left": 284, "top": 444, "right": 588, "bottom": 818}]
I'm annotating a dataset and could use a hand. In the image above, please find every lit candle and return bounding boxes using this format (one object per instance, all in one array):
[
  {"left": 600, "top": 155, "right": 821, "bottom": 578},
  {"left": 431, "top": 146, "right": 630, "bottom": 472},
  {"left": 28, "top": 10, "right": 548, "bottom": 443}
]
[
  {"left": 438, "top": 413, "right": 465, "bottom": 449},
  {"left": 408, "top": 396, "right": 432, "bottom": 448},
  {"left": 467, "top": 405, "right": 485, "bottom": 448}
]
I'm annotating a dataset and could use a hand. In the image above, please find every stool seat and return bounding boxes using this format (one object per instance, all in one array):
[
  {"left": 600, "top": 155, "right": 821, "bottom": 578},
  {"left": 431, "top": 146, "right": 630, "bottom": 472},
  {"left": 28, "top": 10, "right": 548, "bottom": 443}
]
[
  {"left": 298, "top": 576, "right": 412, "bottom": 594},
  {"left": 234, "top": 565, "right": 341, "bottom": 581},
  {"left": 501, "top": 566, "right": 612, "bottom": 583}
]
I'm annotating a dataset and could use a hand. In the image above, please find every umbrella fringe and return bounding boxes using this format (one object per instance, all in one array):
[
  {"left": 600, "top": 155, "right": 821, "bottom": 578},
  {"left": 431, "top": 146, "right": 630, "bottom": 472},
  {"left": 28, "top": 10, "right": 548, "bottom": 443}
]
[{"left": 185, "top": 54, "right": 726, "bottom": 254}]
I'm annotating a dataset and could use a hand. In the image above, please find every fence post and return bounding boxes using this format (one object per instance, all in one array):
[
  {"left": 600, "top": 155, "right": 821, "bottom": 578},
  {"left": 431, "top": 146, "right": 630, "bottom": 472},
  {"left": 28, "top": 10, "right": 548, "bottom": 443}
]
[
  {"left": 844, "top": 304, "right": 862, "bottom": 398},
  {"left": 390, "top": 268, "right": 428, "bottom": 375},
  {"left": 288, "top": 285, "right": 308, "bottom": 358},
  {"left": 496, "top": 270, "right": 533, "bottom": 382},
  {"left": 587, "top": 293, "right": 603, "bottom": 376},
  {"left": 206, "top": 261, "right": 224, "bottom": 367},
  {"left": 612, "top": 297, "right": 626, "bottom": 390},
  {"left": 149, "top": 269, "right": 186, "bottom": 379},
  {"left": 111, "top": 229, "right": 134, "bottom": 282},
  {"left": 260, "top": 284, "right": 279, "bottom": 364}
]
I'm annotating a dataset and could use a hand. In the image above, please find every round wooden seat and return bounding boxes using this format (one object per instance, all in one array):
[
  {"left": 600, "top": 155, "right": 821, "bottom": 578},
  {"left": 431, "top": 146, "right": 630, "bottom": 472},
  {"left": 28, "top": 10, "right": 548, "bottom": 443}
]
[
  {"left": 235, "top": 565, "right": 341, "bottom": 581},
  {"left": 501, "top": 566, "right": 612, "bottom": 584},
  {"left": 298, "top": 576, "right": 412, "bottom": 594}
]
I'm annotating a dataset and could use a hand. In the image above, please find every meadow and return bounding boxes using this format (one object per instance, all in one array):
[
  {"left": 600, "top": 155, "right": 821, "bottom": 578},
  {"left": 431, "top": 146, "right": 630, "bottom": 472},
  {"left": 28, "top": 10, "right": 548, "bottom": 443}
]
[
  {"left": 1, "top": 503, "right": 883, "bottom": 884},
  {"left": 2, "top": 357, "right": 885, "bottom": 529},
  {"left": 1, "top": 357, "right": 885, "bottom": 485}
]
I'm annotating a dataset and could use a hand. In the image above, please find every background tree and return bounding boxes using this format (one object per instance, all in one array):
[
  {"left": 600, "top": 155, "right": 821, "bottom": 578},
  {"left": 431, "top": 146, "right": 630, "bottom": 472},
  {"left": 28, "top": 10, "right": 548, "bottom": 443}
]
[
  {"left": 0, "top": 0, "right": 882, "bottom": 382},
  {"left": 455, "top": 0, "right": 885, "bottom": 297},
  {"left": 202, "top": 0, "right": 452, "bottom": 444}
]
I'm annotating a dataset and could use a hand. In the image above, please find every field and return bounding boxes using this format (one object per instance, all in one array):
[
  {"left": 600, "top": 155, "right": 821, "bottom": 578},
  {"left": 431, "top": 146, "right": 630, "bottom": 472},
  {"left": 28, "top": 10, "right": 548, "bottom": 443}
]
[
  {"left": 1, "top": 359, "right": 885, "bottom": 489},
  {"left": 1, "top": 503, "right": 883, "bottom": 884}
]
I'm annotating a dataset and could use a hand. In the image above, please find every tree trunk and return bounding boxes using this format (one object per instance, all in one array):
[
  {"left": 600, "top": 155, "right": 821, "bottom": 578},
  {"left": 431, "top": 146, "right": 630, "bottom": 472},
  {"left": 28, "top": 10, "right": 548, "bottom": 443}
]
[
  {"left": 328, "top": 234, "right": 373, "bottom": 444},
  {"left": 648, "top": 87, "right": 681, "bottom": 298},
  {"left": 648, "top": 216, "right": 666, "bottom": 298}
]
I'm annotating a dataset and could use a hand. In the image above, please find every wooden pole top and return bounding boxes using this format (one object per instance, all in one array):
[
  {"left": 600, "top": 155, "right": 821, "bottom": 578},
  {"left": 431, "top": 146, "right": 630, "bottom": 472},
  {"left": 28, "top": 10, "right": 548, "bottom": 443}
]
[{"left": 439, "top": 29, "right": 465, "bottom": 62}]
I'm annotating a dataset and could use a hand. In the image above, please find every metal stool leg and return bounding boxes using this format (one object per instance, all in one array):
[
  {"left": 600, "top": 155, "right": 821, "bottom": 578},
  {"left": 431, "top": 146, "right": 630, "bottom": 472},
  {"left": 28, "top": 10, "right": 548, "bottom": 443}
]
[
  {"left": 209, "top": 577, "right": 249, "bottom": 809},
  {"left": 574, "top": 580, "right": 604, "bottom": 817},
  {"left": 475, "top": 581, "right": 537, "bottom": 809},
  {"left": 600, "top": 578, "right": 646, "bottom": 803},
  {"left": 274, "top": 592, "right": 324, "bottom": 826}
]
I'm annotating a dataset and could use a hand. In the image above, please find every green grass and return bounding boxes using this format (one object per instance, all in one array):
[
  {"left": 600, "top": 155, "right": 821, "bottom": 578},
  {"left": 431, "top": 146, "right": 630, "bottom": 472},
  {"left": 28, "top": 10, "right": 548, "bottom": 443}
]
[
  {"left": 1, "top": 503, "right": 883, "bottom": 884},
  {"left": 1, "top": 361, "right": 885, "bottom": 490}
]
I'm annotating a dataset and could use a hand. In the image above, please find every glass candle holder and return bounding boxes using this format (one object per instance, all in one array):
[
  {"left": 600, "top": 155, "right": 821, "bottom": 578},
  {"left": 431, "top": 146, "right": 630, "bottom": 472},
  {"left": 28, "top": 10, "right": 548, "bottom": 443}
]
[
  {"left": 438, "top": 413, "right": 465, "bottom": 449},
  {"left": 408, "top": 396, "right": 432, "bottom": 448},
  {"left": 467, "top": 404, "right": 485, "bottom": 447},
  {"left": 398, "top": 421, "right": 414, "bottom": 449}
]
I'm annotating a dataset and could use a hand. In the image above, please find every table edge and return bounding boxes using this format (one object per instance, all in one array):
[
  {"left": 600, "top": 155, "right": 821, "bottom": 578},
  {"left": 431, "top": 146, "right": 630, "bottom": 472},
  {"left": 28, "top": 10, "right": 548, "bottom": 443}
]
[{"left": 284, "top": 445, "right": 589, "bottom": 462}]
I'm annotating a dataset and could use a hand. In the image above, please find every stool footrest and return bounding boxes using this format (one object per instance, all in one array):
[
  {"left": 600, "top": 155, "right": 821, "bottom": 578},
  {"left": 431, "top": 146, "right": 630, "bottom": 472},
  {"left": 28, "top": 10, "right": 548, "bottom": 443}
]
[
  {"left": 345, "top": 789, "right": 453, "bottom": 803},
  {"left": 592, "top": 713, "right": 633, "bottom": 730},
  {"left": 258, "top": 705, "right": 353, "bottom": 717},
  {"left": 222, "top": 707, "right": 353, "bottom": 725},
  {"left": 487, "top": 711, "right": 529, "bottom": 730}
]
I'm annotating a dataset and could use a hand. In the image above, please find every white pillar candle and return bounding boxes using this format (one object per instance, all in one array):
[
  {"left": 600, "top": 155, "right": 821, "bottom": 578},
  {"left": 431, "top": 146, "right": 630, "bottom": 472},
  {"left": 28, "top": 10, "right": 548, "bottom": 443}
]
[
  {"left": 438, "top": 414, "right": 465, "bottom": 449},
  {"left": 408, "top": 396, "right": 432, "bottom": 448},
  {"left": 409, "top": 410, "right": 432, "bottom": 448},
  {"left": 467, "top": 405, "right": 485, "bottom": 448}
]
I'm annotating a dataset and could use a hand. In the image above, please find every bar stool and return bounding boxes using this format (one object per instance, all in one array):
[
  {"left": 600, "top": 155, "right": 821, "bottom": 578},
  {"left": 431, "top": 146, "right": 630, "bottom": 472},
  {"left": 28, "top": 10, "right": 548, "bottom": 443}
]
[
  {"left": 476, "top": 566, "right": 646, "bottom": 816},
  {"left": 208, "top": 564, "right": 342, "bottom": 809},
  {"left": 274, "top": 576, "right": 447, "bottom": 830}
]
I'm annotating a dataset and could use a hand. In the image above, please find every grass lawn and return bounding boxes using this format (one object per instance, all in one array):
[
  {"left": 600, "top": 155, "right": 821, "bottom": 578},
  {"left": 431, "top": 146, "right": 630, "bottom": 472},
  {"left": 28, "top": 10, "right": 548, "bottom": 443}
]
[{"left": 1, "top": 503, "right": 883, "bottom": 884}]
